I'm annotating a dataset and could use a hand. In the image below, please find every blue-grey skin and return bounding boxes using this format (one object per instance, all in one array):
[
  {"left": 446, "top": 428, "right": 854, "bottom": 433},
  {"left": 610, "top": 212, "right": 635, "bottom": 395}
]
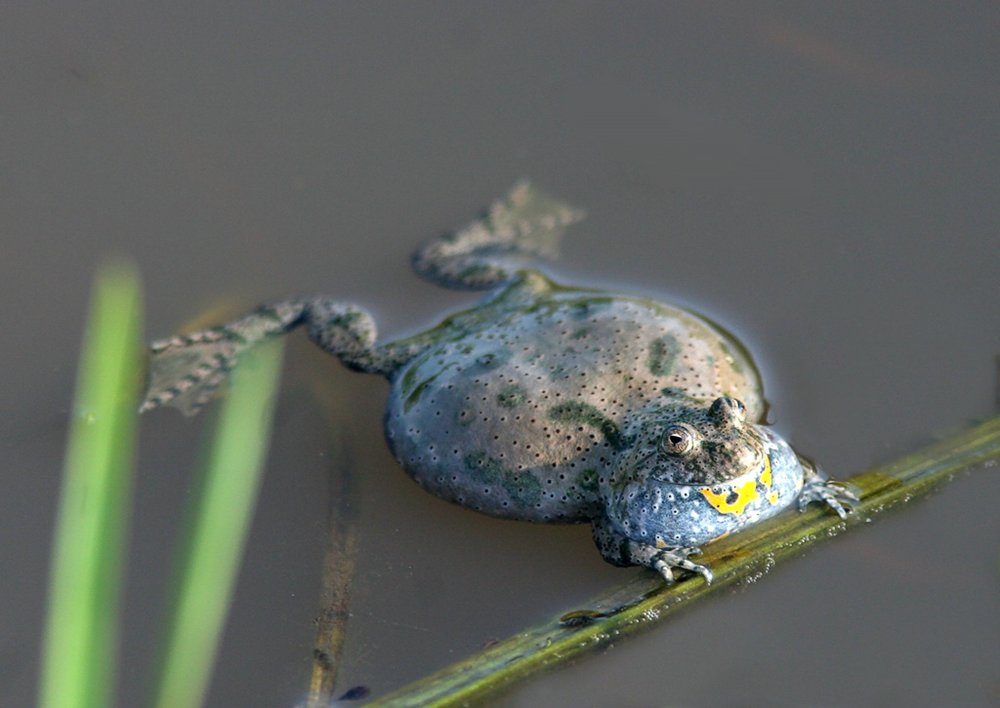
[{"left": 142, "top": 183, "right": 855, "bottom": 583}]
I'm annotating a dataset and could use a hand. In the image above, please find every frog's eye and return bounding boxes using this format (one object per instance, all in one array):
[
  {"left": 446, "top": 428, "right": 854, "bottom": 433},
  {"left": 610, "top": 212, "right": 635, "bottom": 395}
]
[{"left": 661, "top": 425, "right": 696, "bottom": 455}]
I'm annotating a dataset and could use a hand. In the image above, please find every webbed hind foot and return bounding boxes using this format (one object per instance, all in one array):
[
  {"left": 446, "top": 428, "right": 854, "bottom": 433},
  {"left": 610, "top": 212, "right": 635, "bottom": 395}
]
[{"left": 412, "top": 182, "right": 584, "bottom": 290}]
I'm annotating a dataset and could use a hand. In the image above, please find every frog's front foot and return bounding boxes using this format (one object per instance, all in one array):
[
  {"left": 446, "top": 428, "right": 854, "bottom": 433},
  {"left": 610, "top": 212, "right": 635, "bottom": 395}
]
[
  {"left": 649, "top": 546, "right": 714, "bottom": 585},
  {"left": 798, "top": 478, "right": 858, "bottom": 519}
]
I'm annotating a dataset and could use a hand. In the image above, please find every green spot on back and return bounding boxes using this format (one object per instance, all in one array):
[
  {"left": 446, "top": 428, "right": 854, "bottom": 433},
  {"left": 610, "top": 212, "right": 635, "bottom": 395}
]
[
  {"left": 496, "top": 384, "right": 527, "bottom": 408},
  {"left": 660, "top": 386, "right": 699, "bottom": 403},
  {"left": 326, "top": 311, "right": 363, "bottom": 329},
  {"left": 718, "top": 340, "right": 744, "bottom": 374},
  {"left": 465, "top": 451, "right": 542, "bottom": 506},
  {"left": 549, "top": 402, "right": 625, "bottom": 450},
  {"left": 548, "top": 363, "right": 571, "bottom": 381},
  {"left": 400, "top": 360, "right": 455, "bottom": 413},
  {"left": 403, "top": 372, "right": 441, "bottom": 413},
  {"left": 399, "top": 362, "right": 420, "bottom": 397},
  {"left": 458, "top": 263, "right": 494, "bottom": 280},
  {"left": 476, "top": 347, "right": 513, "bottom": 371},
  {"left": 648, "top": 334, "right": 679, "bottom": 377}
]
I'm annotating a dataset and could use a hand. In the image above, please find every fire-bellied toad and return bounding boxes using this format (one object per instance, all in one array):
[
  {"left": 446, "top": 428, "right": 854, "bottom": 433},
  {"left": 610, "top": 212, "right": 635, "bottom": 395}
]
[{"left": 142, "top": 183, "right": 855, "bottom": 583}]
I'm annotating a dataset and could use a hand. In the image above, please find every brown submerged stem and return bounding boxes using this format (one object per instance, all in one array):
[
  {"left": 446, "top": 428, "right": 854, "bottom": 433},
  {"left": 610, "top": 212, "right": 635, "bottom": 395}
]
[
  {"left": 304, "top": 441, "right": 359, "bottom": 707},
  {"left": 370, "top": 414, "right": 1000, "bottom": 707},
  {"left": 299, "top": 363, "right": 364, "bottom": 707}
]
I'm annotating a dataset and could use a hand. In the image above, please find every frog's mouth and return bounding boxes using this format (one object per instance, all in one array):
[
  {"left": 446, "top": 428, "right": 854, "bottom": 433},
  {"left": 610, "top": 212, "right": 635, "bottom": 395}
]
[{"left": 697, "top": 450, "right": 779, "bottom": 517}]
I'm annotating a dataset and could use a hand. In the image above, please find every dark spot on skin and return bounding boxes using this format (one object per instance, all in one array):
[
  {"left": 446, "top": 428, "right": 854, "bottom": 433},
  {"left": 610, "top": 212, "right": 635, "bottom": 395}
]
[
  {"left": 575, "top": 468, "right": 599, "bottom": 494},
  {"left": 726, "top": 490, "right": 739, "bottom": 505}
]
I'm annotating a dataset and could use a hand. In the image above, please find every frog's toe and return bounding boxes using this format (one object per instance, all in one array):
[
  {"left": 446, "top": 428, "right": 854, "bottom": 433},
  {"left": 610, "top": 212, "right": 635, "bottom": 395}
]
[
  {"left": 141, "top": 331, "right": 239, "bottom": 415},
  {"left": 798, "top": 478, "right": 858, "bottom": 519},
  {"left": 652, "top": 547, "right": 713, "bottom": 585}
]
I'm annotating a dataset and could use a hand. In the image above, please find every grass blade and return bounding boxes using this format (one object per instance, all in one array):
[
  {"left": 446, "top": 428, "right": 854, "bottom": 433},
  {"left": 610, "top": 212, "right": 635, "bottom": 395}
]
[
  {"left": 39, "top": 264, "right": 143, "bottom": 708},
  {"left": 150, "top": 340, "right": 284, "bottom": 708}
]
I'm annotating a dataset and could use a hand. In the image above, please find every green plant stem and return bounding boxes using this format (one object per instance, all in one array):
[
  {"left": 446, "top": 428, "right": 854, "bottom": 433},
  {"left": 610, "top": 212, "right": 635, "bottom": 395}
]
[
  {"left": 39, "top": 265, "right": 143, "bottom": 708},
  {"left": 372, "top": 414, "right": 1000, "bottom": 707},
  {"left": 150, "top": 340, "right": 284, "bottom": 708}
]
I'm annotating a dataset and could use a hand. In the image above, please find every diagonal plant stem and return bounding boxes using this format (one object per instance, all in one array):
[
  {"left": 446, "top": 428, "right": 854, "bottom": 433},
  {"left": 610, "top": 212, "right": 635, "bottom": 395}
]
[
  {"left": 304, "top": 432, "right": 361, "bottom": 707},
  {"left": 371, "top": 414, "right": 1000, "bottom": 707}
]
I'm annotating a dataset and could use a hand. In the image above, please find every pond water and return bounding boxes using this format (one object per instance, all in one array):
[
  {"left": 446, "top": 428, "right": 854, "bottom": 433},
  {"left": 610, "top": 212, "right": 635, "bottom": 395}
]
[{"left": 2, "top": 4, "right": 998, "bottom": 706}]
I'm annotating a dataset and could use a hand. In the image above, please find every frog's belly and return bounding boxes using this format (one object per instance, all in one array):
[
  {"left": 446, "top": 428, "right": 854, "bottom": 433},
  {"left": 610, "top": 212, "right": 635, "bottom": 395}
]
[{"left": 384, "top": 295, "right": 763, "bottom": 523}]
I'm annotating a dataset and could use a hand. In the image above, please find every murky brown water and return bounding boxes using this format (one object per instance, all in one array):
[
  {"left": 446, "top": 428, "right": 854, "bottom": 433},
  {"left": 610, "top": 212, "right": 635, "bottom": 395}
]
[{"left": 3, "top": 4, "right": 998, "bottom": 706}]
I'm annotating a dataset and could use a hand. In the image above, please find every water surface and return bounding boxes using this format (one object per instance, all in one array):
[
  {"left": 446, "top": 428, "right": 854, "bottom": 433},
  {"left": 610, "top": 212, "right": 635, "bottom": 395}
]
[{"left": 2, "top": 4, "right": 998, "bottom": 706}]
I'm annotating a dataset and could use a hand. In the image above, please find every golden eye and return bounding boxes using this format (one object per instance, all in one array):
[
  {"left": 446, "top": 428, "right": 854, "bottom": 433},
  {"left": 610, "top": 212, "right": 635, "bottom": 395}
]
[{"left": 661, "top": 425, "right": 695, "bottom": 455}]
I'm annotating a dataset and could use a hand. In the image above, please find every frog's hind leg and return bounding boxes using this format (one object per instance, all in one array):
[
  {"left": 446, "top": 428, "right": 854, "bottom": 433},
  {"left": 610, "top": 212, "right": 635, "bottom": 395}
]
[
  {"left": 412, "top": 181, "right": 585, "bottom": 290},
  {"left": 141, "top": 298, "right": 395, "bottom": 415}
]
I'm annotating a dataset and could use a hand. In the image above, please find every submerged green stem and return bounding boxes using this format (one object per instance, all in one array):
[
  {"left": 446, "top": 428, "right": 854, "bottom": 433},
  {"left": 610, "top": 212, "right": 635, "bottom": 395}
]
[
  {"left": 372, "top": 415, "right": 1000, "bottom": 707},
  {"left": 150, "top": 341, "right": 284, "bottom": 708}
]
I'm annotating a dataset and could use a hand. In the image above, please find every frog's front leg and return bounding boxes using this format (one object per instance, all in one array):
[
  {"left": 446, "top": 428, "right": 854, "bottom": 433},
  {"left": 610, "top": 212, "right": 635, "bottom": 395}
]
[
  {"left": 142, "top": 298, "right": 409, "bottom": 415},
  {"left": 412, "top": 182, "right": 584, "bottom": 290},
  {"left": 592, "top": 518, "right": 714, "bottom": 585},
  {"left": 796, "top": 457, "right": 859, "bottom": 519}
]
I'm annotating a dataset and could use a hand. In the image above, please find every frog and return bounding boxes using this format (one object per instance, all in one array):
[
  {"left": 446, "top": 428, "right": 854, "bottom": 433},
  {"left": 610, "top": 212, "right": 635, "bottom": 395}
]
[{"left": 141, "top": 182, "right": 856, "bottom": 584}]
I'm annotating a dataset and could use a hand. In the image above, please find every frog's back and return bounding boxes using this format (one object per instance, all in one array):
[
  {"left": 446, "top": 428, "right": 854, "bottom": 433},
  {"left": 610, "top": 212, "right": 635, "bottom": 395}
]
[{"left": 384, "top": 278, "right": 764, "bottom": 523}]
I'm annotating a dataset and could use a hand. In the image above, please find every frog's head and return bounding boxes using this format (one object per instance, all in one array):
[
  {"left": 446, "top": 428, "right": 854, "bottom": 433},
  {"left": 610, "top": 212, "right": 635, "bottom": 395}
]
[{"left": 604, "top": 396, "right": 802, "bottom": 546}]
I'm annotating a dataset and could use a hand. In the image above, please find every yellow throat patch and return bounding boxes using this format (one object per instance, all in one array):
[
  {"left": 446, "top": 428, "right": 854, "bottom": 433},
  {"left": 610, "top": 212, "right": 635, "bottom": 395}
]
[{"left": 699, "top": 454, "right": 776, "bottom": 516}]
